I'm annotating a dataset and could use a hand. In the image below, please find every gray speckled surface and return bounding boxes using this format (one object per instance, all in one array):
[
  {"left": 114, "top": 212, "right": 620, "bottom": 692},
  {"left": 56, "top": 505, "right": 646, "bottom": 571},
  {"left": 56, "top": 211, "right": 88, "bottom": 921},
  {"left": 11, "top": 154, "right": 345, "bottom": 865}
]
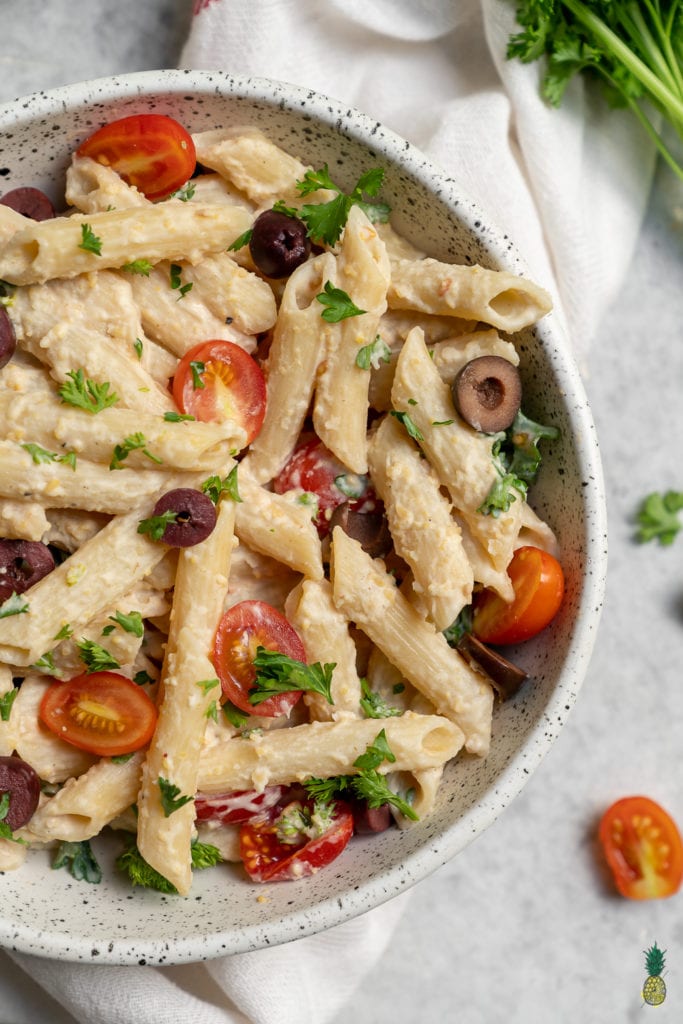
[{"left": 0, "top": 2, "right": 681, "bottom": 1022}]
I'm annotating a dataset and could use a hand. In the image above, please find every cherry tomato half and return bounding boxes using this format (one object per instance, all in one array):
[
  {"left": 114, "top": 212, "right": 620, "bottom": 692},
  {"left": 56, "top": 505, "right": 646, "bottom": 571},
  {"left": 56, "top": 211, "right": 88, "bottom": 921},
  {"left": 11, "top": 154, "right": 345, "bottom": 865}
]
[
  {"left": 273, "top": 434, "right": 378, "bottom": 537},
  {"left": 173, "top": 340, "right": 266, "bottom": 445},
  {"left": 598, "top": 796, "right": 683, "bottom": 900},
  {"left": 240, "top": 799, "right": 354, "bottom": 882},
  {"left": 472, "top": 545, "right": 564, "bottom": 646},
  {"left": 195, "top": 785, "right": 287, "bottom": 825},
  {"left": 212, "top": 600, "right": 306, "bottom": 718},
  {"left": 39, "top": 672, "right": 157, "bottom": 757},
  {"left": 76, "top": 114, "right": 196, "bottom": 201}
]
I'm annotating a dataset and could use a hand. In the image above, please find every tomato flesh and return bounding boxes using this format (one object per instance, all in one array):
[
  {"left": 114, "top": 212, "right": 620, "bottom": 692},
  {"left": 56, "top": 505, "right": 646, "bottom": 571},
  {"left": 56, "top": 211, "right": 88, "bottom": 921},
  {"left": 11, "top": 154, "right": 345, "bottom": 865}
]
[
  {"left": 472, "top": 545, "right": 564, "bottom": 646},
  {"left": 599, "top": 796, "right": 683, "bottom": 900},
  {"left": 195, "top": 785, "right": 287, "bottom": 825},
  {"left": 39, "top": 672, "right": 157, "bottom": 757},
  {"left": 240, "top": 799, "right": 354, "bottom": 882},
  {"left": 212, "top": 600, "right": 306, "bottom": 718},
  {"left": 172, "top": 340, "right": 266, "bottom": 445},
  {"left": 273, "top": 435, "right": 378, "bottom": 537},
  {"left": 77, "top": 114, "right": 196, "bottom": 201}
]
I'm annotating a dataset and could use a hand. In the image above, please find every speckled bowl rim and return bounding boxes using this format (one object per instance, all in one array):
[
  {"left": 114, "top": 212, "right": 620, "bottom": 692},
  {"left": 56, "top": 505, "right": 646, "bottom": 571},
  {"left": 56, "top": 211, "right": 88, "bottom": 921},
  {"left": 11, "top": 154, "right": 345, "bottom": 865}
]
[{"left": 0, "top": 69, "right": 607, "bottom": 964}]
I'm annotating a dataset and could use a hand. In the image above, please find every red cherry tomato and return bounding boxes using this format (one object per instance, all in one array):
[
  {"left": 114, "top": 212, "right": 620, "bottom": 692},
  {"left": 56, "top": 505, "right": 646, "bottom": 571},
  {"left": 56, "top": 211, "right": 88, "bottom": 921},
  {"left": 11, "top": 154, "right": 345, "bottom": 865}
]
[
  {"left": 472, "top": 545, "right": 564, "bottom": 646},
  {"left": 39, "top": 672, "right": 157, "bottom": 757},
  {"left": 598, "top": 796, "right": 683, "bottom": 900},
  {"left": 172, "top": 340, "right": 266, "bottom": 445},
  {"left": 195, "top": 785, "right": 287, "bottom": 825},
  {"left": 212, "top": 600, "right": 306, "bottom": 718},
  {"left": 273, "top": 435, "right": 378, "bottom": 536},
  {"left": 240, "top": 799, "right": 354, "bottom": 882},
  {"left": 76, "top": 114, "right": 196, "bottom": 201}
]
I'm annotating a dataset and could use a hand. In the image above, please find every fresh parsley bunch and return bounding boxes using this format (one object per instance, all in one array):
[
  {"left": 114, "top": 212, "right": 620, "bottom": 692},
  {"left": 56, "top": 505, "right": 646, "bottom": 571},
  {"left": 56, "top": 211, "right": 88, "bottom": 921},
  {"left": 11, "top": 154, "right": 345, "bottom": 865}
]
[{"left": 507, "top": 0, "right": 683, "bottom": 179}]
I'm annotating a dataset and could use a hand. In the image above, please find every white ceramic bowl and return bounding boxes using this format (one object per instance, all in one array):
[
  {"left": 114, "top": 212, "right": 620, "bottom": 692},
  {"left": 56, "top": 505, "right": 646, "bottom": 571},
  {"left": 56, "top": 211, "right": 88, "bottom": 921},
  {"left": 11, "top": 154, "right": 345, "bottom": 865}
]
[{"left": 0, "top": 69, "right": 607, "bottom": 965}]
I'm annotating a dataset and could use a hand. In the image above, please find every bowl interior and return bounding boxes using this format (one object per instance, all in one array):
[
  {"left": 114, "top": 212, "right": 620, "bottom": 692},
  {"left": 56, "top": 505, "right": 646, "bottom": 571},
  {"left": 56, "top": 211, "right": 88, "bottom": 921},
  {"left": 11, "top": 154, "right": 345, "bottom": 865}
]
[{"left": 0, "top": 69, "right": 606, "bottom": 964}]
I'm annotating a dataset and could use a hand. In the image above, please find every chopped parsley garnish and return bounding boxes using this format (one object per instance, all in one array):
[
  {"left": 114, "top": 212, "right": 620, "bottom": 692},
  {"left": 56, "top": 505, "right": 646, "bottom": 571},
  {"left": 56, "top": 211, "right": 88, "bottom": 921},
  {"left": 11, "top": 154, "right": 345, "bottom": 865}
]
[
  {"left": 291, "top": 164, "right": 391, "bottom": 245},
  {"left": 502, "top": 410, "right": 560, "bottom": 486},
  {"left": 137, "top": 509, "right": 177, "bottom": 541},
  {"left": 248, "top": 647, "right": 335, "bottom": 707},
  {"left": 20, "top": 442, "right": 77, "bottom": 470},
  {"left": 355, "top": 335, "right": 391, "bottom": 370},
  {"left": 76, "top": 638, "right": 120, "bottom": 673},
  {"left": 79, "top": 223, "right": 102, "bottom": 255},
  {"left": 636, "top": 491, "right": 683, "bottom": 545},
  {"left": 201, "top": 466, "right": 241, "bottom": 504},
  {"left": 164, "top": 410, "right": 196, "bottom": 422},
  {"left": 359, "top": 678, "right": 402, "bottom": 719},
  {"left": 0, "top": 793, "right": 19, "bottom": 843},
  {"left": 205, "top": 700, "right": 219, "bottom": 722},
  {"left": 52, "top": 840, "right": 102, "bottom": 883},
  {"left": 31, "top": 651, "right": 57, "bottom": 673},
  {"left": 54, "top": 623, "right": 73, "bottom": 641},
  {"left": 105, "top": 610, "right": 144, "bottom": 638},
  {"left": 0, "top": 592, "right": 29, "bottom": 619},
  {"left": 133, "top": 337, "right": 144, "bottom": 360},
  {"left": 169, "top": 263, "right": 193, "bottom": 299},
  {"left": 121, "top": 259, "right": 152, "bottom": 276},
  {"left": 442, "top": 606, "right": 473, "bottom": 647},
  {"left": 190, "top": 360, "right": 206, "bottom": 389},
  {"left": 196, "top": 677, "right": 220, "bottom": 694},
  {"left": 316, "top": 281, "right": 366, "bottom": 323},
  {"left": 110, "top": 752, "right": 134, "bottom": 764},
  {"left": 0, "top": 687, "right": 18, "bottom": 721},
  {"left": 158, "top": 777, "right": 193, "bottom": 817},
  {"left": 390, "top": 409, "right": 424, "bottom": 442},
  {"left": 223, "top": 701, "right": 249, "bottom": 728},
  {"left": 58, "top": 369, "right": 119, "bottom": 414},
  {"left": 0, "top": 280, "right": 15, "bottom": 308},
  {"left": 134, "top": 670, "right": 154, "bottom": 686},
  {"left": 171, "top": 181, "right": 196, "bottom": 202},
  {"left": 296, "top": 492, "right": 320, "bottom": 521},
  {"left": 116, "top": 837, "right": 221, "bottom": 893},
  {"left": 227, "top": 227, "right": 254, "bottom": 252},
  {"left": 432, "top": 419, "right": 455, "bottom": 426},
  {"left": 110, "top": 432, "right": 163, "bottom": 470}
]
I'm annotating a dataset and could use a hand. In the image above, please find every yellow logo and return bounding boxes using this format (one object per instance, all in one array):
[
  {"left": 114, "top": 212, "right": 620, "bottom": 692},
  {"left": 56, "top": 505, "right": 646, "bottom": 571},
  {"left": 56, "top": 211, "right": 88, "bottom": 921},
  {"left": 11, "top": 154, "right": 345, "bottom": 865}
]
[{"left": 642, "top": 942, "right": 667, "bottom": 1006}]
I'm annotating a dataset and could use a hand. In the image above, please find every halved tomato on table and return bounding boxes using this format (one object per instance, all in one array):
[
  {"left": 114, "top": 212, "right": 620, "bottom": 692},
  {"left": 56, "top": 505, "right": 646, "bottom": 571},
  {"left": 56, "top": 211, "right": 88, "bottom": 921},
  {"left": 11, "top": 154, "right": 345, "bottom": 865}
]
[
  {"left": 172, "top": 340, "right": 266, "bottom": 445},
  {"left": 472, "top": 545, "right": 564, "bottom": 646},
  {"left": 39, "top": 672, "right": 157, "bottom": 757},
  {"left": 240, "top": 799, "right": 354, "bottom": 882},
  {"left": 212, "top": 600, "right": 306, "bottom": 718},
  {"left": 76, "top": 113, "right": 196, "bottom": 201},
  {"left": 273, "top": 434, "right": 378, "bottom": 537},
  {"left": 598, "top": 796, "right": 683, "bottom": 900}
]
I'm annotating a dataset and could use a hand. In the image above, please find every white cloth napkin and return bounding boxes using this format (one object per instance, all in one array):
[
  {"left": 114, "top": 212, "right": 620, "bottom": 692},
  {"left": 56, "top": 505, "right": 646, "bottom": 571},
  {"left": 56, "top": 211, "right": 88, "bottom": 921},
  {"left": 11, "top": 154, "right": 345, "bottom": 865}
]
[{"left": 5, "top": 2, "right": 658, "bottom": 1022}]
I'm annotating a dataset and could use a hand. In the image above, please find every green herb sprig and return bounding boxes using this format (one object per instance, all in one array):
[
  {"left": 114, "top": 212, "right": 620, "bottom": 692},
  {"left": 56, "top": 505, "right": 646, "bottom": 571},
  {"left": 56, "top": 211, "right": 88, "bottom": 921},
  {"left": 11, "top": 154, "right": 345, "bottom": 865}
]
[{"left": 248, "top": 647, "right": 335, "bottom": 707}]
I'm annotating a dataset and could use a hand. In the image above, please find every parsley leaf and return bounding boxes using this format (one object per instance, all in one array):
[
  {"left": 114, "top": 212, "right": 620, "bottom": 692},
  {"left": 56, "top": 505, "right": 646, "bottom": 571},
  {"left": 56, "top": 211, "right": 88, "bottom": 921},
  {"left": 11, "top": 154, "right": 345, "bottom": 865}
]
[
  {"left": 0, "top": 687, "right": 18, "bottom": 721},
  {"left": 196, "top": 677, "right": 220, "bottom": 694},
  {"left": 353, "top": 727, "right": 396, "bottom": 771},
  {"left": 223, "top": 701, "right": 249, "bottom": 728},
  {"left": 359, "top": 678, "right": 402, "bottom": 719},
  {"left": 500, "top": 410, "right": 560, "bottom": 486},
  {"left": 107, "top": 610, "right": 144, "bottom": 638},
  {"left": 294, "top": 164, "right": 391, "bottom": 245},
  {"left": 54, "top": 623, "right": 73, "bottom": 641},
  {"left": 0, "top": 592, "right": 29, "bottom": 620},
  {"left": 355, "top": 335, "right": 391, "bottom": 370},
  {"left": 316, "top": 281, "right": 366, "bottom": 323},
  {"left": 248, "top": 646, "right": 335, "bottom": 707},
  {"left": 133, "top": 337, "right": 144, "bottom": 360},
  {"left": 390, "top": 409, "right": 424, "bottom": 442},
  {"left": 52, "top": 840, "right": 102, "bottom": 883},
  {"left": 190, "top": 360, "right": 206, "bottom": 389},
  {"left": 169, "top": 263, "right": 193, "bottom": 299},
  {"left": 636, "top": 490, "right": 683, "bottom": 545},
  {"left": 134, "top": 670, "right": 154, "bottom": 686},
  {"left": 116, "top": 838, "right": 221, "bottom": 893},
  {"left": 121, "top": 259, "right": 152, "bottom": 276},
  {"left": 76, "top": 638, "right": 121, "bottom": 673},
  {"left": 171, "top": 182, "right": 196, "bottom": 202},
  {"left": 31, "top": 650, "right": 57, "bottom": 674},
  {"left": 79, "top": 223, "right": 102, "bottom": 255},
  {"left": 110, "top": 432, "right": 163, "bottom": 470},
  {"left": 442, "top": 606, "right": 473, "bottom": 647},
  {"left": 158, "top": 777, "right": 193, "bottom": 817},
  {"left": 201, "top": 466, "right": 242, "bottom": 504},
  {"left": 58, "top": 369, "right": 119, "bottom": 414},
  {"left": 164, "top": 411, "right": 196, "bottom": 422},
  {"left": 137, "top": 509, "right": 177, "bottom": 541},
  {"left": 227, "top": 227, "right": 254, "bottom": 252}
]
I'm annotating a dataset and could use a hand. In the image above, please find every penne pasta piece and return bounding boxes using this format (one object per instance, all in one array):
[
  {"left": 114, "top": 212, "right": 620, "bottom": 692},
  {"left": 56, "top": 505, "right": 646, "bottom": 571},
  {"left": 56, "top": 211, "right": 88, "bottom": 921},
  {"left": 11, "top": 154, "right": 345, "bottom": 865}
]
[
  {"left": 430, "top": 330, "right": 519, "bottom": 384},
  {"left": 137, "top": 498, "right": 236, "bottom": 895},
  {"left": 66, "top": 155, "right": 149, "bottom": 212},
  {"left": 388, "top": 766, "right": 444, "bottom": 828},
  {"left": 192, "top": 127, "right": 310, "bottom": 205},
  {"left": 330, "top": 528, "right": 493, "bottom": 755},
  {"left": 367, "top": 414, "right": 474, "bottom": 630},
  {"left": 197, "top": 711, "right": 464, "bottom": 793},
  {"left": 180, "top": 253, "right": 277, "bottom": 337},
  {"left": 0, "top": 203, "right": 253, "bottom": 286},
  {"left": 0, "top": 666, "right": 16, "bottom": 758},
  {"left": 245, "top": 252, "right": 335, "bottom": 484},
  {"left": 0, "top": 498, "right": 50, "bottom": 542},
  {"left": 312, "top": 206, "right": 391, "bottom": 474},
  {"left": 388, "top": 257, "right": 553, "bottom": 333}
]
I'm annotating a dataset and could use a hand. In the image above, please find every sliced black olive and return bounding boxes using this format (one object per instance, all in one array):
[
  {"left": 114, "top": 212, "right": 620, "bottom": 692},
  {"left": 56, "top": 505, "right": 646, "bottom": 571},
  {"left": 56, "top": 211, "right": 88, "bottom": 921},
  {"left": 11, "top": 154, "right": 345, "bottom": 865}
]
[
  {"left": 351, "top": 800, "right": 392, "bottom": 834},
  {"left": 0, "top": 307, "right": 16, "bottom": 370},
  {"left": 0, "top": 186, "right": 55, "bottom": 221},
  {"left": 329, "top": 503, "right": 393, "bottom": 559},
  {"left": 451, "top": 355, "right": 522, "bottom": 433},
  {"left": 0, "top": 540, "right": 55, "bottom": 603},
  {"left": 0, "top": 754, "right": 41, "bottom": 831},
  {"left": 249, "top": 209, "right": 311, "bottom": 279},
  {"left": 456, "top": 632, "right": 528, "bottom": 700},
  {"left": 152, "top": 488, "right": 217, "bottom": 547}
]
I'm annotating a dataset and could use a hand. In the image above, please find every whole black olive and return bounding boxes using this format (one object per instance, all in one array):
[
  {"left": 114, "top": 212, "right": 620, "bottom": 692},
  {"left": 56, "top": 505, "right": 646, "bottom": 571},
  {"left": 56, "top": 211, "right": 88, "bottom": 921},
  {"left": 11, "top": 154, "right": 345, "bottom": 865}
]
[
  {"left": 328, "top": 503, "right": 392, "bottom": 559},
  {"left": 0, "top": 754, "right": 41, "bottom": 831},
  {"left": 0, "top": 308, "right": 16, "bottom": 370},
  {"left": 451, "top": 355, "right": 522, "bottom": 433},
  {"left": 151, "top": 488, "right": 217, "bottom": 547},
  {"left": 249, "top": 209, "right": 311, "bottom": 278},
  {"left": 0, "top": 540, "right": 55, "bottom": 603},
  {"left": 0, "top": 186, "right": 55, "bottom": 221}
]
